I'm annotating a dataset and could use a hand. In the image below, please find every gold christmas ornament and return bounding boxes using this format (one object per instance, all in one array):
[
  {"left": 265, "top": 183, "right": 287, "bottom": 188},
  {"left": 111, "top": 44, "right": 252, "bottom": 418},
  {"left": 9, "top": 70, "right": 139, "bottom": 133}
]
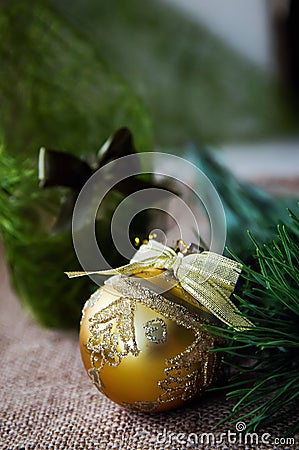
[{"left": 67, "top": 240, "right": 253, "bottom": 412}]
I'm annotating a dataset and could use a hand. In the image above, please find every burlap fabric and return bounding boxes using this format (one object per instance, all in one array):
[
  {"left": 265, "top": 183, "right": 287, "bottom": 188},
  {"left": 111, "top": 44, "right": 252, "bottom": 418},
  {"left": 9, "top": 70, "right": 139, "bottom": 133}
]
[{"left": 0, "top": 244, "right": 298, "bottom": 450}]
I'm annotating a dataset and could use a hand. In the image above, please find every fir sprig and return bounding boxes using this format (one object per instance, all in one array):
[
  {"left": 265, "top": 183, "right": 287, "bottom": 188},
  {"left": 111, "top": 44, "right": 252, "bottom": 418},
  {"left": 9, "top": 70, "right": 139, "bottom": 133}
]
[{"left": 208, "top": 207, "right": 299, "bottom": 435}]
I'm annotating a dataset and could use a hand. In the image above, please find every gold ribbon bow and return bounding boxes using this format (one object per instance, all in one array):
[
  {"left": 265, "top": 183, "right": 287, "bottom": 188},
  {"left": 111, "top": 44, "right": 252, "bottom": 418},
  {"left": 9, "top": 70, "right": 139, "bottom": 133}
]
[{"left": 66, "top": 240, "right": 254, "bottom": 330}]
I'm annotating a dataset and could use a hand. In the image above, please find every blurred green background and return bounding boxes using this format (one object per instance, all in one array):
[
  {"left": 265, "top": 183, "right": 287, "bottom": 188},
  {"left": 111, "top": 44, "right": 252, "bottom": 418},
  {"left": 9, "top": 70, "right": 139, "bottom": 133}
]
[
  {"left": 0, "top": 0, "right": 298, "bottom": 327},
  {"left": 1, "top": 0, "right": 299, "bottom": 154}
]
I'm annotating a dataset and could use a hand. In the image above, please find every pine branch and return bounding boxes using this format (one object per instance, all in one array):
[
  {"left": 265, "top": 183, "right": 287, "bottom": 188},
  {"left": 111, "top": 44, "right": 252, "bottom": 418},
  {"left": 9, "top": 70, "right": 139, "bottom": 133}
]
[{"left": 208, "top": 206, "right": 299, "bottom": 435}]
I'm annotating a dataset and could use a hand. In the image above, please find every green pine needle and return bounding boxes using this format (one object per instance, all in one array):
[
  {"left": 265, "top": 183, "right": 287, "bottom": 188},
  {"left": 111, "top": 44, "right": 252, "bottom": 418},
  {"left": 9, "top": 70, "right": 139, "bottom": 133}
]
[{"left": 208, "top": 207, "right": 299, "bottom": 435}]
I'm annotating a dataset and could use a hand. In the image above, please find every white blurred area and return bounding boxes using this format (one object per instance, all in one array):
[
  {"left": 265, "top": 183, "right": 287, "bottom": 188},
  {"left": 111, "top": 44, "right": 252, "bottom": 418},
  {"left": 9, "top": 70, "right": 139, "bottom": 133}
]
[
  {"left": 162, "top": 0, "right": 299, "bottom": 195},
  {"left": 161, "top": 0, "right": 287, "bottom": 73},
  {"left": 216, "top": 141, "right": 299, "bottom": 196}
]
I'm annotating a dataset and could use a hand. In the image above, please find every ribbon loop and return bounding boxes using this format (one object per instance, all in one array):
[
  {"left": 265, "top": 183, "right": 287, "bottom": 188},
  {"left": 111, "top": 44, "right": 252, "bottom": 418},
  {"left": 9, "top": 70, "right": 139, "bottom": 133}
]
[
  {"left": 171, "top": 253, "right": 184, "bottom": 276},
  {"left": 66, "top": 240, "right": 254, "bottom": 330}
]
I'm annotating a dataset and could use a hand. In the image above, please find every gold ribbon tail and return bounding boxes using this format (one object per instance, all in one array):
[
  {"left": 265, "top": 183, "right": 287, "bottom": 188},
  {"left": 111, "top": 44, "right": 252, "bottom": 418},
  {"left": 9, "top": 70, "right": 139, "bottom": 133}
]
[
  {"left": 65, "top": 270, "right": 102, "bottom": 278},
  {"left": 175, "top": 252, "right": 254, "bottom": 330},
  {"left": 180, "top": 278, "right": 254, "bottom": 330},
  {"left": 65, "top": 255, "right": 168, "bottom": 279}
]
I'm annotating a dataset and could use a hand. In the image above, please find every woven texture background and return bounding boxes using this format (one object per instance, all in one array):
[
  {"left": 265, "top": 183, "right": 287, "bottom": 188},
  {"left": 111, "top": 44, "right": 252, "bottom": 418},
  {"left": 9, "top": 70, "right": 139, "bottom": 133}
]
[{"left": 0, "top": 243, "right": 298, "bottom": 450}]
